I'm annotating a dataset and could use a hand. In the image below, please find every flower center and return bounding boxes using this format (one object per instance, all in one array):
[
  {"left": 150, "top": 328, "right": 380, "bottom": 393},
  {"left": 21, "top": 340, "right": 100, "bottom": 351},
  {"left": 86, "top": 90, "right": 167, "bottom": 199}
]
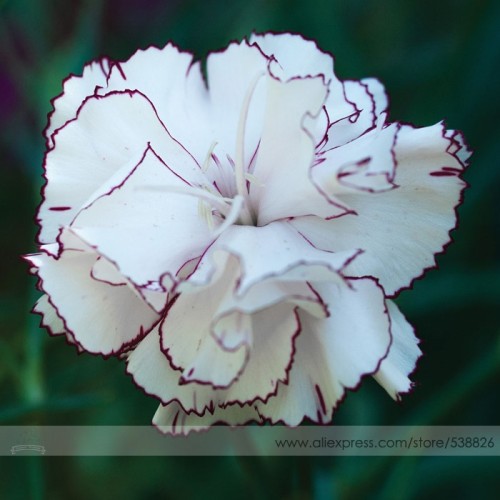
[
  {"left": 195, "top": 72, "right": 265, "bottom": 229},
  {"left": 144, "top": 74, "right": 264, "bottom": 231},
  {"left": 200, "top": 146, "right": 261, "bottom": 228}
]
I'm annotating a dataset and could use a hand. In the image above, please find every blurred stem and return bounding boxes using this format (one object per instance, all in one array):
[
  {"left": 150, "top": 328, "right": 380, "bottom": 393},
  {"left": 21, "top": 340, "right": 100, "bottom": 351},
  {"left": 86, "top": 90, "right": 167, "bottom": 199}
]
[
  {"left": 0, "top": 337, "right": 19, "bottom": 382},
  {"left": 27, "top": 457, "right": 44, "bottom": 500},
  {"left": 22, "top": 288, "right": 45, "bottom": 411},
  {"left": 15, "top": 288, "right": 47, "bottom": 500}
]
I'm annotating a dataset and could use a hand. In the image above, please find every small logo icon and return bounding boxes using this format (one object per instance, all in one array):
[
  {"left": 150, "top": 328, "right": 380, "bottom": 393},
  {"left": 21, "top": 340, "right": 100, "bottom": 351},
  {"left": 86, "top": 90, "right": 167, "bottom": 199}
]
[{"left": 11, "top": 445, "right": 46, "bottom": 455}]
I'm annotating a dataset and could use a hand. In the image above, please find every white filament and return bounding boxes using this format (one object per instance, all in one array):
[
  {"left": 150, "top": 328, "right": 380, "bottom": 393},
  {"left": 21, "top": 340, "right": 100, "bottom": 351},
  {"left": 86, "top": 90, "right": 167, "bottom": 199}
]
[{"left": 234, "top": 72, "right": 265, "bottom": 226}]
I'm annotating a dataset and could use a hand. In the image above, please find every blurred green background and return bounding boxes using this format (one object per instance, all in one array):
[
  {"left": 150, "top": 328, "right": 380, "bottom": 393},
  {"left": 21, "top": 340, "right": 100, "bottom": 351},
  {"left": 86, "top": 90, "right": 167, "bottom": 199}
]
[{"left": 1, "top": 0, "right": 499, "bottom": 498}]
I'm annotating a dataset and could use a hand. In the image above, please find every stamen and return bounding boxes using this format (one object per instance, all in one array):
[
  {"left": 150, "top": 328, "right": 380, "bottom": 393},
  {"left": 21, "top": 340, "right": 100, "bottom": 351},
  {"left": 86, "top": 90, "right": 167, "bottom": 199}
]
[
  {"left": 141, "top": 184, "right": 232, "bottom": 216},
  {"left": 234, "top": 71, "right": 265, "bottom": 225},
  {"left": 140, "top": 183, "right": 244, "bottom": 234},
  {"left": 213, "top": 195, "right": 244, "bottom": 237},
  {"left": 198, "top": 199, "right": 215, "bottom": 231},
  {"left": 244, "top": 172, "right": 264, "bottom": 187},
  {"left": 202, "top": 141, "right": 218, "bottom": 172}
]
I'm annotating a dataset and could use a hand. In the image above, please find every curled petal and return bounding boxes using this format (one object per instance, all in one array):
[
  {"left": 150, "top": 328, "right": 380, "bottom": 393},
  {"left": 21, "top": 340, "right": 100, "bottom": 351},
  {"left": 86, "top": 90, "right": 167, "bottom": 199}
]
[
  {"left": 361, "top": 78, "right": 388, "bottom": 117},
  {"left": 33, "top": 294, "right": 84, "bottom": 351},
  {"left": 71, "top": 147, "right": 214, "bottom": 289},
  {"left": 250, "top": 77, "right": 346, "bottom": 222},
  {"left": 161, "top": 259, "right": 249, "bottom": 388},
  {"left": 98, "top": 44, "right": 212, "bottom": 163},
  {"left": 250, "top": 33, "right": 388, "bottom": 149},
  {"left": 45, "top": 59, "right": 111, "bottom": 149},
  {"left": 250, "top": 32, "right": 356, "bottom": 130},
  {"left": 250, "top": 32, "right": 336, "bottom": 81},
  {"left": 161, "top": 254, "right": 304, "bottom": 393},
  {"left": 128, "top": 301, "right": 301, "bottom": 413},
  {"left": 445, "top": 129, "right": 473, "bottom": 167},
  {"left": 91, "top": 257, "right": 128, "bottom": 286},
  {"left": 324, "top": 79, "right": 389, "bottom": 149},
  {"left": 373, "top": 301, "right": 422, "bottom": 399},
  {"left": 292, "top": 122, "right": 468, "bottom": 296},
  {"left": 314, "top": 116, "right": 399, "bottom": 194},
  {"left": 250, "top": 75, "right": 352, "bottom": 224},
  {"left": 38, "top": 91, "right": 204, "bottom": 244},
  {"left": 32, "top": 294, "right": 66, "bottom": 335},
  {"left": 183, "top": 221, "right": 356, "bottom": 296},
  {"left": 256, "top": 278, "right": 391, "bottom": 425},
  {"left": 206, "top": 41, "right": 271, "bottom": 169},
  {"left": 27, "top": 231, "right": 159, "bottom": 356}
]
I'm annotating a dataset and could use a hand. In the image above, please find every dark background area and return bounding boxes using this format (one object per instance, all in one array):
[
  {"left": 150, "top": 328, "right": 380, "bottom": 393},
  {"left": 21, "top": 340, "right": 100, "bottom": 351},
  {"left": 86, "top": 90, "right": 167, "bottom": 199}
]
[{"left": 1, "top": 0, "right": 499, "bottom": 498}]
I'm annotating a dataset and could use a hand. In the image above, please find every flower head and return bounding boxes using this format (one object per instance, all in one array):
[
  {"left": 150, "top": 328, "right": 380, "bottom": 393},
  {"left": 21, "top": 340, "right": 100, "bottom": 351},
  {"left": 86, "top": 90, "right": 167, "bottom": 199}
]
[{"left": 26, "top": 33, "right": 470, "bottom": 434}]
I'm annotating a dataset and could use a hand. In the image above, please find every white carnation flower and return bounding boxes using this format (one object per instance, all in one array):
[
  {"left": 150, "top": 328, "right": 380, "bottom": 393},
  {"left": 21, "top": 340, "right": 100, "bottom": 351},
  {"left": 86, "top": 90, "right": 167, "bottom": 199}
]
[{"left": 25, "top": 33, "right": 470, "bottom": 434}]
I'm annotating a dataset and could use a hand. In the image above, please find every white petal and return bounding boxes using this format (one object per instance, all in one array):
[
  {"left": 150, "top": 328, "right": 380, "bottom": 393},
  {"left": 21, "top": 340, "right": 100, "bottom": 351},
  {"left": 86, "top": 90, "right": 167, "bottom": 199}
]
[
  {"left": 91, "top": 257, "right": 128, "bottom": 286},
  {"left": 39, "top": 91, "right": 204, "bottom": 244},
  {"left": 180, "top": 338, "right": 249, "bottom": 389},
  {"left": 98, "top": 44, "right": 212, "bottom": 163},
  {"left": 153, "top": 401, "right": 262, "bottom": 435},
  {"left": 88, "top": 249, "right": 170, "bottom": 313},
  {"left": 129, "top": 300, "right": 302, "bottom": 412},
  {"left": 211, "top": 310, "right": 253, "bottom": 351},
  {"left": 314, "top": 117, "right": 398, "bottom": 194},
  {"left": 169, "top": 301, "right": 301, "bottom": 401},
  {"left": 179, "top": 244, "right": 330, "bottom": 319},
  {"left": 128, "top": 325, "right": 251, "bottom": 415},
  {"left": 230, "top": 279, "right": 328, "bottom": 319},
  {"left": 45, "top": 59, "right": 111, "bottom": 149},
  {"left": 33, "top": 294, "right": 65, "bottom": 335},
  {"left": 160, "top": 256, "right": 249, "bottom": 388},
  {"left": 292, "top": 122, "right": 467, "bottom": 296},
  {"left": 445, "top": 129, "right": 473, "bottom": 167},
  {"left": 158, "top": 239, "right": 329, "bottom": 397},
  {"left": 32, "top": 294, "right": 85, "bottom": 350},
  {"left": 71, "top": 147, "right": 215, "bottom": 289},
  {"left": 159, "top": 256, "right": 302, "bottom": 393},
  {"left": 126, "top": 325, "right": 188, "bottom": 404},
  {"left": 373, "top": 301, "right": 421, "bottom": 399},
  {"left": 206, "top": 41, "right": 271, "bottom": 169},
  {"left": 251, "top": 32, "right": 334, "bottom": 80},
  {"left": 324, "top": 79, "right": 389, "bottom": 149},
  {"left": 250, "top": 32, "right": 356, "bottom": 130},
  {"left": 362, "top": 78, "right": 389, "bottom": 117},
  {"left": 30, "top": 237, "right": 159, "bottom": 355},
  {"left": 138, "top": 282, "right": 172, "bottom": 314},
  {"left": 249, "top": 76, "right": 350, "bottom": 224},
  {"left": 185, "top": 222, "right": 355, "bottom": 296},
  {"left": 256, "top": 278, "right": 391, "bottom": 425},
  {"left": 215, "top": 302, "right": 301, "bottom": 404}
]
